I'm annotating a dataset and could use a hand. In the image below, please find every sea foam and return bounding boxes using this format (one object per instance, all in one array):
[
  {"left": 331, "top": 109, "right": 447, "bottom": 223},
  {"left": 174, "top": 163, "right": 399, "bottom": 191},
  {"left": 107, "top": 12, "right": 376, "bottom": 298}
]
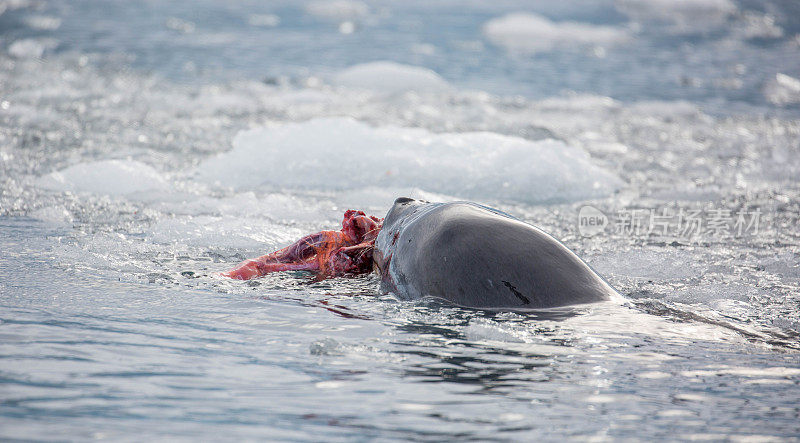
[{"left": 194, "top": 117, "right": 622, "bottom": 204}]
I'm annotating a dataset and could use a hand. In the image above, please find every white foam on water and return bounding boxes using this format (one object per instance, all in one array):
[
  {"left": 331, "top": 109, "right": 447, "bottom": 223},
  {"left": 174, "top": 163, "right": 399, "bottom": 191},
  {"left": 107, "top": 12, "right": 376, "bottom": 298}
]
[
  {"left": 36, "top": 159, "right": 169, "bottom": 195},
  {"left": 194, "top": 117, "right": 623, "bottom": 204},
  {"left": 482, "top": 13, "right": 629, "bottom": 54},
  {"left": 333, "top": 62, "right": 451, "bottom": 93}
]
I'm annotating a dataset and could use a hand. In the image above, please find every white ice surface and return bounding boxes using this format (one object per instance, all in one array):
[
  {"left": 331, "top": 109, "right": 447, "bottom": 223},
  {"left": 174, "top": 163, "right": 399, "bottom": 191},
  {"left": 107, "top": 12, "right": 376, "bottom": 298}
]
[{"left": 194, "top": 117, "right": 622, "bottom": 204}]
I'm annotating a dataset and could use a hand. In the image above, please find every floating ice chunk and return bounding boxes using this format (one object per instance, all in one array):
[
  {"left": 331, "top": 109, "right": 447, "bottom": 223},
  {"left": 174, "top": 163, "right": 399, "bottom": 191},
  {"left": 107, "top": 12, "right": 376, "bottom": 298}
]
[
  {"left": 149, "top": 215, "right": 302, "bottom": 250},
  {"left": 761, "top": 253, "right": 800, "bottom": 279},
  {"left": 411, "top": 43, "right": 437, "bottom": 56},
  {"left": 333, "top": 61, "right": 450, "bottom": 93},
  {"left": 29, "top": 205, "right": 72, "bottom": 225},
  {"left": 180, "top": 32, "right": 236, "bottom": 46},
  {"left": 149, "top": 191, "right": 333, "bottom": 225},
  {"left": 670, "top": 283, "right": 762, "bottom": 304},
  {"left": 304, "top": 0, "right": 368, "bottom": 22},
  {"left": 8, "top": 38, "right": 46, "bottom": 58},
  {"left": 0, "top": 0, "right": 32, "bottom": 14},
  {"left": 482, "top": 13, "right": 629, "bottom": 54},
  {"left": 194, "top": 117, "right": 622, "bottom": 204},
  {"left": 165, "top": 17, "right": 196, "bottom": 33},
  {"left": 586, "top": 249, "right": 702, "bottom": 280},
  {"left": 735, "top": 12, "right": 783, "bottom": 40},
  {"left": 248, "top": 14, "right": 280, "bottom": 27},
  {"left": 37, "top": 159, "right": 168, "bottom": 195},
  {"left": 23, "top": 15, "right": 61, "bottom": 30},
  {"left": 627, "top": 100, "right": 700, "bottom": 118},
  {"left": 335, "top": 187, "right": 459, "bottom": 214},
  {"left": 338, "top": 21, "right": 355, "bottom": 34},
  {"left": 764, "top": 73, "right": 800, "bottom": 106},
  {"left": 615, "top": 0, "right": 736, "bottom": 34},
  {"left": 464, "top": 323, "right": 524, "bottom": 343},
  {"left": 539, "top": 94, "right": 620, "bottom": 111}
]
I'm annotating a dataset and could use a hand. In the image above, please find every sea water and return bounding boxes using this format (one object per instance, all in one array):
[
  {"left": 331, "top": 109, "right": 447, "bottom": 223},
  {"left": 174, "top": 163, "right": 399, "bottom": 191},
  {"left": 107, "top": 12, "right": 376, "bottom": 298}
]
[{"left": 1, "top": 0, "right": 799, "bottom": 440}]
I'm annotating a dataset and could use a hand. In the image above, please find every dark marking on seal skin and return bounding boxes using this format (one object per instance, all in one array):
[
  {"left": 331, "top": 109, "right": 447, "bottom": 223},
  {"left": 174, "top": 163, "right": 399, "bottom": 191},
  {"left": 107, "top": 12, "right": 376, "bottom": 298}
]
[
  {"left": 374, "top": 197, "right": 618, "bottom": 310},
  {"left": 502, "top": 280, "right": 531, "bottom": 305}
]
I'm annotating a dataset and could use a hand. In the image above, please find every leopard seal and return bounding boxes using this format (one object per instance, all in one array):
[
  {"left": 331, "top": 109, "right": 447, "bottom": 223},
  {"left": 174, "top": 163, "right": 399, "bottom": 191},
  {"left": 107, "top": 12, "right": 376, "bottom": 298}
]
[{"left": 373, "top": 197, "right": 617, "bottom": 309}]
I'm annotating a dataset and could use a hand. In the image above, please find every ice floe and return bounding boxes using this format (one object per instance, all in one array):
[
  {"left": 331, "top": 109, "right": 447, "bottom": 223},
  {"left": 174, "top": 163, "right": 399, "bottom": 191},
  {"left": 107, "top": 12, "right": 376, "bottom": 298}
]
[{"left": 194, "top": 117, "right": 622, "bottom": 204}]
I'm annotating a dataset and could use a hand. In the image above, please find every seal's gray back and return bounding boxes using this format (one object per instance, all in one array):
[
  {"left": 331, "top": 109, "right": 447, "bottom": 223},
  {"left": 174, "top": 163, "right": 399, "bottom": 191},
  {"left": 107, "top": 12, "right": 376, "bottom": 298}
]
[{"left": 375, "top": 198, "right": 616, "bottom": 309}]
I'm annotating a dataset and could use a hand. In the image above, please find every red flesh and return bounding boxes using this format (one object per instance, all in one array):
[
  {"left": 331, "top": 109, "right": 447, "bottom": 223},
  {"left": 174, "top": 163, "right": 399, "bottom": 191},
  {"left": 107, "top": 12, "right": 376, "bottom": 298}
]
[{"left": 222, "top": 210, "right": 383, "bottom": 280}]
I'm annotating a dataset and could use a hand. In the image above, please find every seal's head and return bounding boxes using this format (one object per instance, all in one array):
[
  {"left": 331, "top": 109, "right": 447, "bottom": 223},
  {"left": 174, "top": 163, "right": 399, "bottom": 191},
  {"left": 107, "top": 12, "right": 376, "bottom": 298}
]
[
  {"left": 382, "top": 197, "right": 427, "bottom": 230},
  {"left": 373, "top": 197, "right": 435, "bottom": 286}
]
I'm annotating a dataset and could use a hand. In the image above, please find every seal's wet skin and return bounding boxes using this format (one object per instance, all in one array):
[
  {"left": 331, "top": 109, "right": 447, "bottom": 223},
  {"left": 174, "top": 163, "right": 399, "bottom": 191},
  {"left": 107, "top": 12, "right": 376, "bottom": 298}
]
[
  {"left": 374, "top": 198, "right": 616, "bottom": 309},
  {"left": 226, "top": 197, "right": 617, "bottom": 310}
]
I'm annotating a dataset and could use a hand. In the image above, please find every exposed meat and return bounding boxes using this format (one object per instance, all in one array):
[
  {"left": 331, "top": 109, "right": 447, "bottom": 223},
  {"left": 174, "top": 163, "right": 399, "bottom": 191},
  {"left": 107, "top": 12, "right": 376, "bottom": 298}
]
[{"left": 222, "top": 210, "right": 382, "bottom": 280}]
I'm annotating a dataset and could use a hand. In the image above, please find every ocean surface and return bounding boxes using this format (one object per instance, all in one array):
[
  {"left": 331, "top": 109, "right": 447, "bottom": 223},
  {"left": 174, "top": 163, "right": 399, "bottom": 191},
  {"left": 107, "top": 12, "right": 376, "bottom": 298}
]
[{"left": 1, "top": 0, "right": 799, "bottom": 440}]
